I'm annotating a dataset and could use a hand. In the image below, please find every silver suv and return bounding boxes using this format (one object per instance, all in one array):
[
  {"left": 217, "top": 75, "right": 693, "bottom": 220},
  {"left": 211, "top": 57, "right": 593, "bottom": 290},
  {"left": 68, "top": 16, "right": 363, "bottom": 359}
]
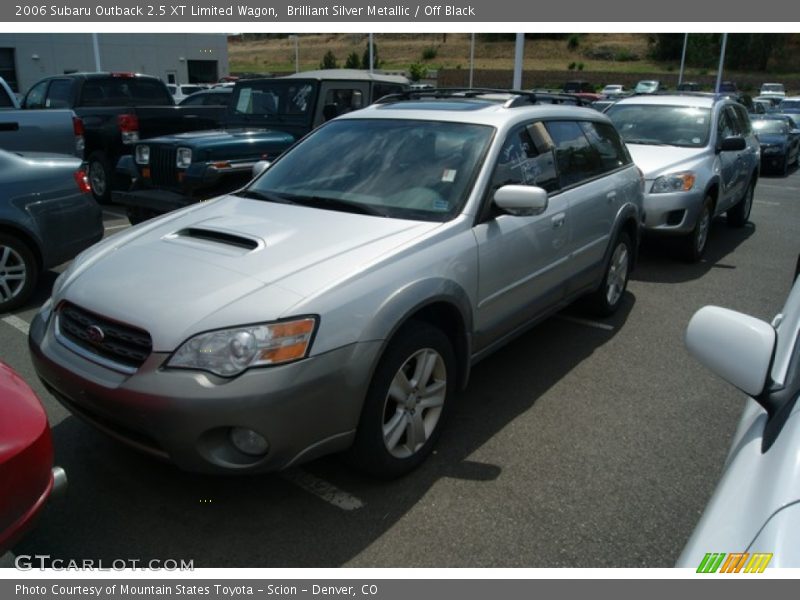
[
  {"left": 607, "top": 94, "right": 760, "bottom": 262},
  {"left": 30, "top": 91, "right": 644, "bottom": 478}
]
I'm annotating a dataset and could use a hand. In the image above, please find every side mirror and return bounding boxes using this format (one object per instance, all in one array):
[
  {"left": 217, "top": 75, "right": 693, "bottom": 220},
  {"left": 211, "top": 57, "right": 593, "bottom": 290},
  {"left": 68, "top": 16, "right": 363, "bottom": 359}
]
[
  {"left": 718, "top": 136, "right": 747, "bottom": 152},
  {"left": 493, "top": 185, "right": 548, "bottom": 216},
  {"left": 685, "top": 306, "right": 775, "bottom": 397},
  {"left": 251, "top": 160, "right": 271, "bottom": 179}
]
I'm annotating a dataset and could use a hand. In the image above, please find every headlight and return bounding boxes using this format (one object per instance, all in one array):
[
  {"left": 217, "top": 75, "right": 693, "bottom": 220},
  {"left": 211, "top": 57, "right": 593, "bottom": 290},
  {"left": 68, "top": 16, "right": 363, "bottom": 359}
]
[
  {"left": 176, "top": 147, "right": 192, "bottom": 168},
  {"left": 651, "top": 171, "right": 696, "bottom": 194},
  {"left": 135, "top": 145, "right": 150, "bottom": 165},
  {"left": 167, "top": 317, "right": 317, "bottom": 377}
]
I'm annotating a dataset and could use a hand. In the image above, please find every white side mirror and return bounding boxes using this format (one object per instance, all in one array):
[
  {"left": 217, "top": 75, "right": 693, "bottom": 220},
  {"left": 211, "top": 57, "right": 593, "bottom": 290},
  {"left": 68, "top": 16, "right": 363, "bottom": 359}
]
[
  {"left": 493, "top": 185, "right": 548, "bottom": 216},
  {"left": 685, "top": 306, "right": 776, "bottom": 396},
  {"left": 252, "top": 160, "right": 271, "bottom": 179}
]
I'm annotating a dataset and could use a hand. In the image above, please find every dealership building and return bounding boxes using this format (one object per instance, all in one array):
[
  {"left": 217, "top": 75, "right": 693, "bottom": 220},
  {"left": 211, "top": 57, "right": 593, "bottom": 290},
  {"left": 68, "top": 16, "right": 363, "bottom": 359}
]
[{"left": 0, "top": 33, "right": 229, "bottom": 93}]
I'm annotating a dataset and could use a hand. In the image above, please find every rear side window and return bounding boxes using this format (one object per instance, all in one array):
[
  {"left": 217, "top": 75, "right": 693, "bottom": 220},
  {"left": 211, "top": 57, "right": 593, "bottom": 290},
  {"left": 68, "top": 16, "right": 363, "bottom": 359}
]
[
  {"left": 45, "top": 79, "right": 72, "bottom": 108},
  {"left": 24, "top": 80, "right": 48, "bottom": 109},
  {"left": 489, "top": 121, "right": 559, "bottom": 194},
  {"left": 732, "top": 104, "right": 752, "bottom": 135},
  {"left": 545, "top": 120, "right": 604, "bottom": 188},
  {"left": 373, "top": 83, "right": 404, "bottom": 101},
  {"left": 579, "top": 121, "right": 631, "bottom": 172}
]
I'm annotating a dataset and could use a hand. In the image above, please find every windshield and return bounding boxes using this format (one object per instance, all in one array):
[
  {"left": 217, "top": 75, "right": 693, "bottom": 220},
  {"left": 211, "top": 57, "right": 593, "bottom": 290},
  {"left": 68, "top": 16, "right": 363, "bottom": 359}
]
[
  {"left": 230, "top": 80, "right": 317, "bottom": 118},
  {"left": 606, "top": 104, "right": 711, "bottom": 147},
  {"left": 634, "top": 81, "right": 657, "bottom": 93},
  {"left": 780, "top": 100, "right": 800, "bottom": 111},
  {"left": 762, "top": 84, "right": 784, "bottom": 92},
  {"left": 245, "top": 118, "right": 494, "bottom": 222},
  {"left": 753, "top": 120, "right": 788, "bottom": 135}
]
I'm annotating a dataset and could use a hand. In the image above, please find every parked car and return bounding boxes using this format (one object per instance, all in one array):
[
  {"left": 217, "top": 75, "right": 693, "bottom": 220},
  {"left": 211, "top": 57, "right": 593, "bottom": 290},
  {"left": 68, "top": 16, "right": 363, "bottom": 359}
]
[
  {"left": 753, "top": 97, "right": 778, "bottom": 114},
  {"left": 0, "top": 361, "right": 66, "bottom": 554},
  {"left": 751, "top": 115, "right": 800, "bottom": 175},
  {"left": 178, "top": 87, "right": 234, "bottom": 107},
  {"left": 0, "top": 76, "right": 84, "bottom": 158},
  {"left": 677, "top": 82, "right": 701, "bottom": 92},
  {"left": 677, "top": 266, "right": 800, "bottom": 568},
  {"left": 29, "top": 91, "right": 644, "bottom": 478},
  {"left": 606, "top": 94, "right": 759, "bottom": 262},
  {"left": 718, "top": 81, "right": 738, "bottom": 93},
  {"left": 634, "top": 80, "right": 664, "bottom": 94},
  {"left": 759, "top": 82, "right": 786, "bottom": 99},
  {"left": 0, "top": 149, "right": 103, "bottom": 312},
  {"left": 562, "top": 80, "right": 595, "bottom": 94},
  {"left": 21, "top": 72, "right": 225, "bottom": 203},
  {"left": 601, "top": 84, "right": 625, "bottom": 97},
  {"left": 167, "top": 83, "right": 207, "bottom": 103},
  {"left": 114, "top": 69, "right": 409, "bottom": 224},
  {"left": 778, "top": 97, "right": 800, "bottom": 115}
]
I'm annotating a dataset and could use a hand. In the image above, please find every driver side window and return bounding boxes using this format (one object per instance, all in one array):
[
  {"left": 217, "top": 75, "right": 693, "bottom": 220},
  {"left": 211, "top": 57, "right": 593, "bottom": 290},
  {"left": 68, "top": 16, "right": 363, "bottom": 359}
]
[
  {"left": 24, "top": 80, "right": 48, "bottom": 109},
  {"left": 489, "top": 122, "right": 559, "bottom": 195}
]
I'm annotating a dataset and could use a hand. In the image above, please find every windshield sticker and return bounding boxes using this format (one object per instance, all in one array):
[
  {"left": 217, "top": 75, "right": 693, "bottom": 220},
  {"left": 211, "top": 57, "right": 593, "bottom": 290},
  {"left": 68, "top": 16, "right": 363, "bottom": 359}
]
[
  {"left": 692, "top": 137, "right": 701, "bottom": 144},
  {"left": 441, "top": 169, "right": 457, "bottom": 183},
  {"left": 433, "top": 199, "right": 450, "bottom": 211},
  {"left": 237, "top": 88, "right": 253, "bottom": 113}
]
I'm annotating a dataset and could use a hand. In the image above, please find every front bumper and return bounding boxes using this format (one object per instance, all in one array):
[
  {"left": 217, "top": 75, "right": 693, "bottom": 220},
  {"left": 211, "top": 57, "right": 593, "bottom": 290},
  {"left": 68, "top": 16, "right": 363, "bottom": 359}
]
[
  {"left": 760, "top": 152, "right": 788, "bottom": 172},
  {"left": 641, "top": 187, "right": 706, "bottom": 235},
  {"left": 29, "top": 307, "right": 381, "bottom": 474}
]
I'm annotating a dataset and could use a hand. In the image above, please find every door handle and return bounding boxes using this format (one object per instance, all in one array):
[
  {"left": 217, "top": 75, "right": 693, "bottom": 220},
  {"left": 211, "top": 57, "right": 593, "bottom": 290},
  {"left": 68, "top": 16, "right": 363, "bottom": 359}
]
[
  {"left": 606, "top": 191, "right": 617, "bottom": 202},
  {"left": 551, "top": 213, "right": 566, "bottom": 229}
]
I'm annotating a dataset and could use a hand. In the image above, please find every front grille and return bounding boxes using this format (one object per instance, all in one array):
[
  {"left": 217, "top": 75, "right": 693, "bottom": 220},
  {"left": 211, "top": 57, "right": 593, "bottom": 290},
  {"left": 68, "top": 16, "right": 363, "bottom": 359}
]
[
  {"left": 149, "top": 146, "right": 178, "bottom": 186},
  {"left": 57, "top": 302, "right": 152, "bottom": 370}
]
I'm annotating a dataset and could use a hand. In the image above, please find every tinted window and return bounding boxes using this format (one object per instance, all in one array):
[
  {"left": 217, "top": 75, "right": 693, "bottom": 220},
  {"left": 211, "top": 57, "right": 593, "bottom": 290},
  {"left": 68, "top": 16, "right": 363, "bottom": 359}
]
[
  {"left": 24, "top": 80, "right": 48, "bottom": 109},
  {"left": 489, "top": 122, "right": 559, "bottom": 194},
  {"left": 717, "top": 107, "right": 737, "bottom": 139},
  {"left": 232, "top": 81, "right": 316, "bottom": 117},
  {"left": 78, "top": 78, "right": 173, "bottom": 106},
  {"left": 373, "top": 83, "right": 404, "bottom": 101},
  {"left": 579, "top": 121, "right": 631, "bottom": 172},
  {"left": 323, "top": 88, "right": 364, "bottom": 117},
  {"left": 545, "top": 120, "right": 604, "bottom": 188},
  {"left": 46, "top": 79, "right": 72, "bottom": 108},
  {"left": 732, "top": 104, "right": 752, "bottom": 135}
]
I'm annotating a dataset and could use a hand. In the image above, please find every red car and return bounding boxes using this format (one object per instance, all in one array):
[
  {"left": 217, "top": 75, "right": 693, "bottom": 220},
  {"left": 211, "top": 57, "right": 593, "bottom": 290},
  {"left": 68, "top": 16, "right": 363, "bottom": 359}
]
[{"left": 0, "top": 361, "right": 66, "bottom": 554}]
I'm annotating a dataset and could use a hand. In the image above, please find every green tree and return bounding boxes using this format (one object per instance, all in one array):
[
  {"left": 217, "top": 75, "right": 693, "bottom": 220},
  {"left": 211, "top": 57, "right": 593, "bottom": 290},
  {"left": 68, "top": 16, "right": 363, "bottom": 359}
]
[
  {"left": 408, "top": 63, "right": 427, "bottom": 82},
  {"left": 319, "top": 50, "right": 338, "bottom": 70},
  {"left": 344, "top": 51, "right": 361, "bottom": 69},
  {"left": 362, "top": 42, "right": 381, "bottom": 70}
]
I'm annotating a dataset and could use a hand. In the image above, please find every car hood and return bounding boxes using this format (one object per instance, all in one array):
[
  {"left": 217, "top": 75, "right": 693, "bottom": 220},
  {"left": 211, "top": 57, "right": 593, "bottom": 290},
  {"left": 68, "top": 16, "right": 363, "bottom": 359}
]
[
  {"left": 756, "top": 133, "right": 788, "bottom": 146},
  {"left": 0, "top": 362, "right": 48, "bottom": 464},
  {"left": 57, "top": 196, "right": 441, "bottom": 350},
  {"left": 626, "top": 144, "right": 706, "bottom": 179}
]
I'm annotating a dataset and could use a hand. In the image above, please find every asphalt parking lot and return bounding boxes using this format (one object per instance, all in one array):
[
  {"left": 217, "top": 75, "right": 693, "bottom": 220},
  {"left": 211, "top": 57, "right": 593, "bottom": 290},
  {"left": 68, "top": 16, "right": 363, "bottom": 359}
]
[{"left": 1, "top": 170, "right": 799, "bottom": 569}]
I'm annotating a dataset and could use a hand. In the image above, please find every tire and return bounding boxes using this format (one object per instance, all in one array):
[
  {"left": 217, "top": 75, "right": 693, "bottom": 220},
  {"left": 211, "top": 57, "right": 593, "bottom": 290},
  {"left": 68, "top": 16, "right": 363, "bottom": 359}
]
[
  {"left": 0, "top": 234, "right": 38, "bottom": 314},
  {"left": 126, "top": 206, "right": 159, "bottom": 226},
  {"left": 87, "top": 151, "right": 114, "bottom": 204},
  {"left": 585, "top": 232, "right": 632, "bottom": 317},
  {"left": 347, "top": 321, "right": 456, "bottom": 479},
  {"left": 683, "top": 196, "right": 713, "bottom": 263},
  {"left": 727, "top": 179, "right": 754, "bottom": 228}
]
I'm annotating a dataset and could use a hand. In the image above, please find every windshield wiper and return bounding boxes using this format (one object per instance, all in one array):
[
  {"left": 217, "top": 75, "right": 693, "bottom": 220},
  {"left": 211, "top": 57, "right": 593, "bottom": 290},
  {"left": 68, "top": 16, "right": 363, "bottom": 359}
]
[
  {"left": 623, "top": 138, "right": 669, "bottom": 146},
  {"left": 236, "top": 189, "right": 297, "bottom": 205},
  {"left": 288, "top": 195, "right": 387, "bottom": 217}
]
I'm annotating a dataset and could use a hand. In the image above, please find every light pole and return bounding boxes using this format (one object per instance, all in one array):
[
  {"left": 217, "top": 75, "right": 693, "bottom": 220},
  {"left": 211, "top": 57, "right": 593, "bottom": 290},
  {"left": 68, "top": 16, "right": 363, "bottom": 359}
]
[
  {"left": 513, "top": 33, "right": 524, "bottom": 90},
  {"left": 678, "top": 33, "right": 688, "bottom": 86},
  {"left": 289, "top": 34, "right": 299, "bottom": 73},
  {"left": 469, "top": 33, "right": 475, "bottom": 89},
  {"left": 715, "top": 33, "right": 729, "bottom": 94}
]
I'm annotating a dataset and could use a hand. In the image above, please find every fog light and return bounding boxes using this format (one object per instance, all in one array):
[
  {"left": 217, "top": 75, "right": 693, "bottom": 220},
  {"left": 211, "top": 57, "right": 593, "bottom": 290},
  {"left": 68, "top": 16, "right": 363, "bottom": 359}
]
[{"left": 229, "top": 427, "right": 269, "bottom": 457}]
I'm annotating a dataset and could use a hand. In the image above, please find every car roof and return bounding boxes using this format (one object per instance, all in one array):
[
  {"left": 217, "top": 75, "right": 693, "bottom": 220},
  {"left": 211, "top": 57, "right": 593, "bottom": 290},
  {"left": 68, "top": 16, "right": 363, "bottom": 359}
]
[
  {"left": 282, "top": 69, "right": 410, "bottom": 85},
  {"left": 613, "top": 94, "right": 717, "bottom": 108},
  {"left": 338, "top": 93, "right": 612, "bottom": 128}
]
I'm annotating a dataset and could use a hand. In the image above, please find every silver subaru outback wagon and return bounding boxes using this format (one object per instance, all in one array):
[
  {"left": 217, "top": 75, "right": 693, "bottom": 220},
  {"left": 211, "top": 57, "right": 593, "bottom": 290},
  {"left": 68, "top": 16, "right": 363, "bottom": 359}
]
[{"left": 29, "top": 91, "right": 644, "bottom": 478}]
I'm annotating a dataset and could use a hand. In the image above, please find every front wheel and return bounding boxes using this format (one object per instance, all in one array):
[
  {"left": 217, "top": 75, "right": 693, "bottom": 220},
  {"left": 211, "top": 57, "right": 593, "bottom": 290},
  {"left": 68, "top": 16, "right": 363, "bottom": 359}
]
[
  {"left": 727, "top": 180, "right": 754, "bottom": 228},
  {"left": 683, "top": 196, "right": 713, "bottom": 263},
  {"left": 0, "top": 234, "right": 38, "bottom": 313},
  {"left": 87, "top": 151, "right": 114, "bottom": 204},
  {"left": 585, "top": 232, "right": 632, "bottom": 317},
  {"left": 347, "top": 321, "right": 456, "bottom": 479}
]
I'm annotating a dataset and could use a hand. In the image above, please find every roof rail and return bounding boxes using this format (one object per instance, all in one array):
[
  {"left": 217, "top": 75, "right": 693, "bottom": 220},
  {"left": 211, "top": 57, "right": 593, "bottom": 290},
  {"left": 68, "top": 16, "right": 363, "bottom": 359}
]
[{"left": 375, "top": 87, "right": 593, "bottom": 107}]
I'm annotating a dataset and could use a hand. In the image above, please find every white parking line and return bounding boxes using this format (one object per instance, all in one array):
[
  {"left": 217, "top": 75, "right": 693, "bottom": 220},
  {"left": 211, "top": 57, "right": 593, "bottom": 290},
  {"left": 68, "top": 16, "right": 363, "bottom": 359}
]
[
  {"left": 104, "top": 224, "right": 130, "bottom": 231},
  {"left": 102, "top": 209, "right": 127, "bottom": 219},
  {"left": 1, "top": 315, "right": 30, "bottom": 336},
  {"left": 755, "top": 200, "right": 781, "bottom": 206},
  {"left": 556, "top": 315, "right": 615, "bottom": 332},
  {"left": 281, "top": 469, "right": 364, "bottom": 511},
  {"left": 757, "top": 183, "right": 800, "bottom": 192}
]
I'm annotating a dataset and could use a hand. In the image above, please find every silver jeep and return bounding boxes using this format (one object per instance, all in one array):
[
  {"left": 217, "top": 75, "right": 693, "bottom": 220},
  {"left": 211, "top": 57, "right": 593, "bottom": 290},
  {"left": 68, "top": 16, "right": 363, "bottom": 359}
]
[{"left": 30, "top": 91, "right": 644, "bottom": 477}]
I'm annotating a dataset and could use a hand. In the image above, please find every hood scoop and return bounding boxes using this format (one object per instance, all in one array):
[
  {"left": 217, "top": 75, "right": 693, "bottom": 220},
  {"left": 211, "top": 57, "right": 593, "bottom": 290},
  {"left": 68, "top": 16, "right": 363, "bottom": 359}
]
[{"left": 165, "top": 227, "right": 263, "bottom": 254}]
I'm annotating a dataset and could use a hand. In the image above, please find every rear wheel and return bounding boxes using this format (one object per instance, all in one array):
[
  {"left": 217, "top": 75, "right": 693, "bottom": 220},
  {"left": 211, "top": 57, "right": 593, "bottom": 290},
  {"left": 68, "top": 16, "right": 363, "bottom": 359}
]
[
  {"left": 683, "top": 196, "right": 713, "bottom": 263},
  {"left": 0, "top": 234, "right": 38, "bottom": 313},
  {"left": 727, "top": 180, "right": 754, "bottom": 228},
  {"left": 585, "top": 232, "right": 632, "bottom": 317},
  {"left": 87, "top": 151, "right": 113, "bottom": 204},
  {"left": 126, "top": 206, "right": 159, "bottom": 226},
  {"left": 348, "top": 321, "right": 455, "bottom": 479}
]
